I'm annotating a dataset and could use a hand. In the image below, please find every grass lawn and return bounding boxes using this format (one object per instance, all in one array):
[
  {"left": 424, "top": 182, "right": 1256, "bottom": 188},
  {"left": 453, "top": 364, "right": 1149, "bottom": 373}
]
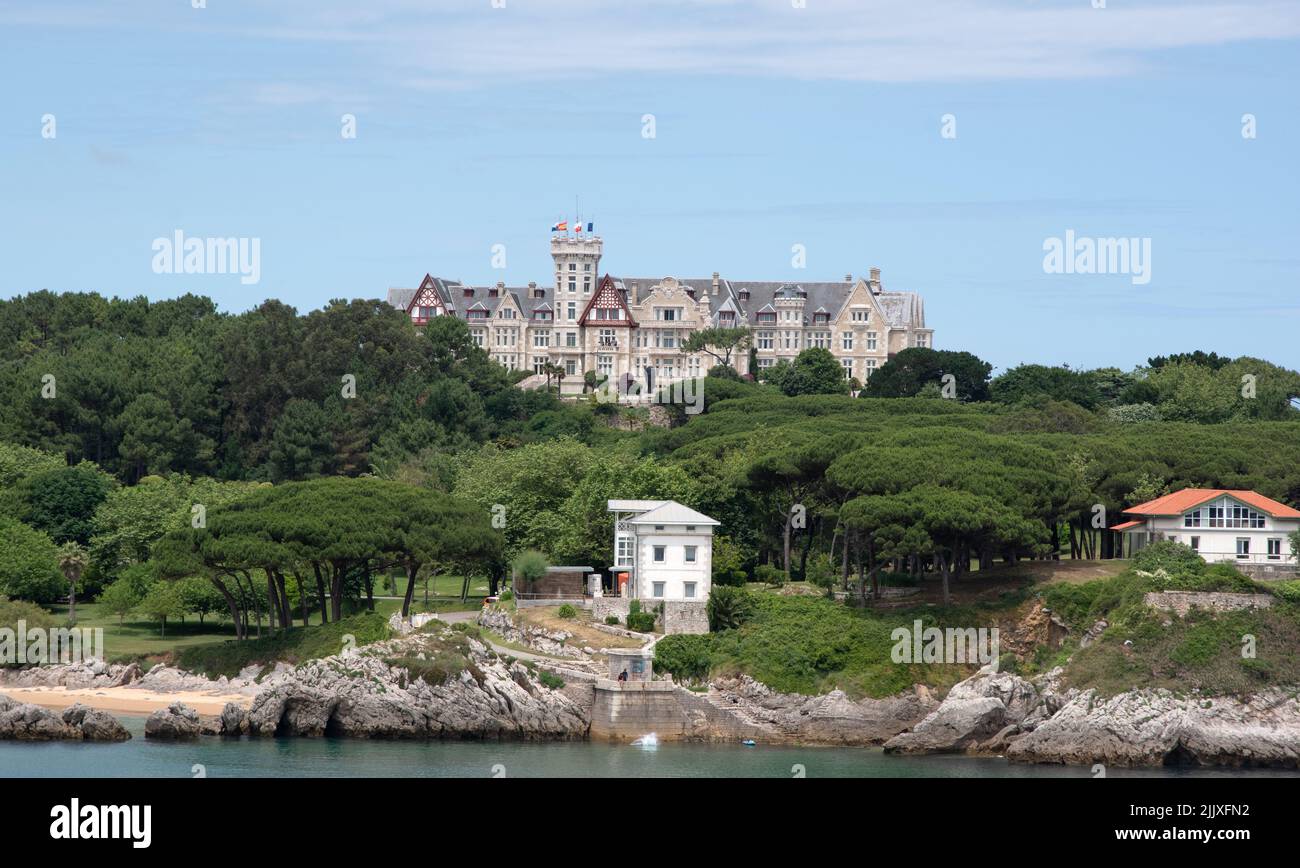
[
  {"left": 53, "top": 598, "right": 408, "bottom": 664},
  {"left": 370, "top": 573, "right": 492, "bottom": 600}
]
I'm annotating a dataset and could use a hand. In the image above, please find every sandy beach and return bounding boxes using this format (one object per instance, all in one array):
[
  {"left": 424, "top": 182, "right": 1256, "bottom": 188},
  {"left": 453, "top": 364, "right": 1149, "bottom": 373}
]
[{"left": 0, "top": 685, "right": 251, "bottom": 716}]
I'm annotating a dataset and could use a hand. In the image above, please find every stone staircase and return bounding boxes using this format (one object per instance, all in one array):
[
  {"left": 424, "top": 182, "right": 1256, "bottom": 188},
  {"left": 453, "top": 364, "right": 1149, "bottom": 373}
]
[{"left": 698, "top": 688, "right": 783, "bottom": 739}]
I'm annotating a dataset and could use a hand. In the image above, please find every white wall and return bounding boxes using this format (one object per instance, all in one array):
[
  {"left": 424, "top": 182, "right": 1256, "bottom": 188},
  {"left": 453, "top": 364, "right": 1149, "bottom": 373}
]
[
  {"left": 635, "top": 528, "right": 713, "bottom": 600},
  {"left": 1146, "top": 515, "right": 1298, "bottom": 565}
]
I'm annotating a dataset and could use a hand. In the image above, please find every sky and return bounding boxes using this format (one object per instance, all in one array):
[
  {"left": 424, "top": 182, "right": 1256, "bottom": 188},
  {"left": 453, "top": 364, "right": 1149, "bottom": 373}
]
[{"left": 1, "top": 0, "right": 1298, "bottom": 373}]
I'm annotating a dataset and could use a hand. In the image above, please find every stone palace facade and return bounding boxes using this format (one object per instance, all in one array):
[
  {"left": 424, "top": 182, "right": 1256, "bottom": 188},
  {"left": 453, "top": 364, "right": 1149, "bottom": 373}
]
[{"left": 387, "top": 235, "right": 933, "bottom": 395}]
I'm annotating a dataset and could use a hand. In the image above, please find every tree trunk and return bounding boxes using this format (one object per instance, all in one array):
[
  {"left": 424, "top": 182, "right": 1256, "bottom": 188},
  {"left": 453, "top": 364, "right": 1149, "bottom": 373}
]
[
  {"left": 783, "top": 509, "right": 793, "bottom": 581},
  {"left": 401, "top": 562, "right": 419, "bottom": 619},
  {"left": 313, "top": 563, "right": 329, "bottom": 624}
]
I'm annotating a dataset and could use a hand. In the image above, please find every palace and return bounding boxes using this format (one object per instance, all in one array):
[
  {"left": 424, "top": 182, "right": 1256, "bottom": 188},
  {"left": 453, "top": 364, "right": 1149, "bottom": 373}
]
[{"left": 386, "top": 234, "right": 933, "bottom": 395}]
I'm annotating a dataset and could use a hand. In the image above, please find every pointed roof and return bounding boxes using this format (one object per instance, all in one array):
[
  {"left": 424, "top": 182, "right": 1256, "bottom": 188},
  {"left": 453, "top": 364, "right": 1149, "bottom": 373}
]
[
  {"left": 579, "top": 274, "right": 637, "bottom": 327},
  {"left": 625, "top": 501, "right": 720, "bottom": 527},
  {"left": 1124, "top": 488, "right": 1300, "bottom": 518}
]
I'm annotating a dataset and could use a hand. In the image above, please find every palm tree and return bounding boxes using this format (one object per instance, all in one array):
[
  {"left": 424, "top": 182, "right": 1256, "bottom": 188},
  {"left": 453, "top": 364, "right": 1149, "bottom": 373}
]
[{"left": 57, "top": 542, "right": 89, "bottom": 624}]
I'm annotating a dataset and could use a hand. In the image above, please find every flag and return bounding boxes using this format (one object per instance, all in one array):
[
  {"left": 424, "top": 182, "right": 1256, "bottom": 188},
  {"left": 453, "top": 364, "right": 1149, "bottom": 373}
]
[
  {"left": 586, "top": 222, "right": 594, "bottom": 232},
  {"left": 575, "top": 221, "right": 583, "bottom": 233},
  {"left": 551, "top": 220, "right": 567, "bottom": 232}
]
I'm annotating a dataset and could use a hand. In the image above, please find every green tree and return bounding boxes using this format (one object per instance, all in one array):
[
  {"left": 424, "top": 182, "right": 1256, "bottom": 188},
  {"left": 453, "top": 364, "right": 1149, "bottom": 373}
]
[
  {"left": 137, "top": 581, "right": 184, "bottom": 636},
  {"left": 774, "top": 347, "right": 845, "bottom": 397},
  {"left": 265, "top": 398, "right": 334, "bottom": 481},
  {"left": 56, "top": 542, "right": 88, "bottom": 624},
  {"left": 97, "top": 578, "right": 143, "bottom": 625},
  {"left": 16, "top": 464, "right": 115, "bottom": 544},
  {"left": 681, "top": 327, "right": 752, "bottom": 371},
  {"left": 861, "top": 348, "right": 992, "bottom": 401},
  {"left": 0, "top": 518, "right": 62, "bottom": 603}
]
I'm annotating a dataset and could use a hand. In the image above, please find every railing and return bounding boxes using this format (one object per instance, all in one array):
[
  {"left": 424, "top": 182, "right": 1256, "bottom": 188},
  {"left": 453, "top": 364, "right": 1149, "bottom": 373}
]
[{"left": 1211, "top": 554, "right": 1294, "bottom": 565}]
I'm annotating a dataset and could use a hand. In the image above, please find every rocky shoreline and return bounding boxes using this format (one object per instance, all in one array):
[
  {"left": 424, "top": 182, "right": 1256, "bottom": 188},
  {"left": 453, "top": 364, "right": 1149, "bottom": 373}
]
[{"left": 4, "top": 616, "right": 1300, "bottom": 768}]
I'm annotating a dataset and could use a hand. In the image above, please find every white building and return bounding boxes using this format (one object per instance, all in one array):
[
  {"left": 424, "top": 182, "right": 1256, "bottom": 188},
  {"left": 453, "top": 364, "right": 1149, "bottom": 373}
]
[
  {"left": 1112, "top": 488, "right": 1300, "bottom": 568},
  {"left": 607, "top": 499, "right": 719, "bottom": 601}
]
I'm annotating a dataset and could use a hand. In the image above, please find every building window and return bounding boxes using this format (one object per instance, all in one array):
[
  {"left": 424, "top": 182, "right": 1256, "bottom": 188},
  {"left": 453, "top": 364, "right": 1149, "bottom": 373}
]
[
  {"left": 653, "top": 545, "right": 665, "bottom": 563},
  {"left": 1236, "top": 538, "right": 1250, "bottom": 559},
  {"left": 533, "top": 331, "right": 550, "bottom": 348},
  {"left": 841, "top": 358, "right": 854, "bottom": 379},
  {"left": 598, "top": 355, "right": 613, "bottom": 376},
  {"left": 567, "top": 303, "right": 576, "bottom": 320},
  {"left": 916, "top": 334, "right": 930, "bottom": 348},
  {"left": 616, "top": 535, "right": 633, "bottom": 567},
  {"left": 652, "top": 582, "right": 665, "bottom": 598},
  {"left": 565, "top": 359, "right": 577, "bottom": 376},
  {"left": 864, "top": 358, "right": 877, "bottom": 378},
  {"left": 1184, "top": 509, "right": 1201, "bottom": 528},
  {"left": 1268, "top": 538, "right": 1282, "bottom": 559},
  {"left": 757, "top": 331, "right": 773, "bottom": 349},
  {"left": 841, "top": 331, "right": 854, "bottom": 351},
  {"left": 685, "top": 545, "right": 697, "bottom": 563},
  {"left": 566, "top": 331, "right": 577, "bottom": 347},
  {"left": 1190, "top": 536, "right": 1200, "bottom": 552},
  {"left": 866, "top": 331, "right": 878, "bottom": 350},
  {"left": 685, "top": 525, "right": 695, "bottom": 532},
  {"left": 684, "top": 582, "right": 696, "bottom": 599},
  {"left": 851, "top": 309, "right": 869, "bottom": 322}
]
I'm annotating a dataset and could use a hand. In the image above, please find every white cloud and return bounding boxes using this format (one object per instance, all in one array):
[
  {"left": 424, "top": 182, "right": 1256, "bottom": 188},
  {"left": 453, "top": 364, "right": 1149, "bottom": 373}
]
[{"left": 7, "top": 0, "right": 1300, "bottom": 84}]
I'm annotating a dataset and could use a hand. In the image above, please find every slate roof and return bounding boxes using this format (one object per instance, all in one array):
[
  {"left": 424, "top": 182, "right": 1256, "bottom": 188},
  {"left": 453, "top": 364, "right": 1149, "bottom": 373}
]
[{"left": 389, "top": 269, "right": 929, "bottom": 332}]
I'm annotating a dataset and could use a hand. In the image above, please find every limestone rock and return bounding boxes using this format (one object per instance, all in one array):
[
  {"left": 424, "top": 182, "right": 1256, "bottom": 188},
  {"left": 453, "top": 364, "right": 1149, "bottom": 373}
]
[
  {"left": 144, "top": 702, "right": 208, "bottom": 740},
  {"left": 883, "top": 667, "right": 1041, "bottom": 755},
  {"left": 0, "top": 696, "right": 130, "bottom": 741}
]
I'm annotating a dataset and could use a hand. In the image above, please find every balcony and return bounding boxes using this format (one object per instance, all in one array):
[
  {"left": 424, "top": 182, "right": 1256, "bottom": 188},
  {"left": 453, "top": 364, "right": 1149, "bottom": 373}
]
[{"left": 598, "top": 336, "right": 619, "bottom": 348}]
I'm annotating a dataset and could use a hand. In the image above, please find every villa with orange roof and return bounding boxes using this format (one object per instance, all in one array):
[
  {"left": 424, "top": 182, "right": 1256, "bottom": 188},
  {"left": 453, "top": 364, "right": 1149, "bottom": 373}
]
[{"left": 1111, "top": 488, "right": 1300, "bottom": 574}]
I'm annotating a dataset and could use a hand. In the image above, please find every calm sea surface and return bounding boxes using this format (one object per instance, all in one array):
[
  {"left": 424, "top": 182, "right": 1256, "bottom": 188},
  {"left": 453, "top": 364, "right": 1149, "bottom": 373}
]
[{"left": 3, "top": 717, "right": 1297, "bottom": 778}]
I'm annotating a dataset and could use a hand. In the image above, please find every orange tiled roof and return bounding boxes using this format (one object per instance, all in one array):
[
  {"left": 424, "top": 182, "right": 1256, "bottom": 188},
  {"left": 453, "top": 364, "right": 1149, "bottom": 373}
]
[
  {"left": 1124, "top": 488, "right": 1300, "bottom": 519},
  {"left": 1109, "top": 519, "right": 1146, "bottom": 531}
]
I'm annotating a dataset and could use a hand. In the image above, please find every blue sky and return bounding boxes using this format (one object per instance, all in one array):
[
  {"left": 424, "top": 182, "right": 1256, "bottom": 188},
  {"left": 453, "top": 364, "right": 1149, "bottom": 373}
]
[{"left": 2, "top": 0, "right": 1298, "bottom": 372}]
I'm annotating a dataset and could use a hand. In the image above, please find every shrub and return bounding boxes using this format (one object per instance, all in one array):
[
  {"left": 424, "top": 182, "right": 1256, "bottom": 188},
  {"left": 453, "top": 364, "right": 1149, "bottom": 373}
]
[
  {"left": 498, "top": 589, "right": 514, "bottom": 602},
  {"left": 557, "top": 603, "right": 577, "bottom": 619},
  {"left": 707, "top": 586, "right": 756, "bottom": 632},
  {"left": 538, "top": 671, "right": 565, "bottom": 689},
  {"left": 604, "top": 615, "right": 620, "bottom": 625},
  {"left": 626, "top": 609, "right": 656, "bottom": 632},
  {"left": 654, "top": 634, "right": 715, "bottom": 683},
  {"left": 512, "top": 550, "right": 549, "bottom": 585},
  {"left": 1132, "top": 540, "right": 1205, "bottom": 578},
  {"left": 755, "top": 564, "right": 784, "bottom": 587}
]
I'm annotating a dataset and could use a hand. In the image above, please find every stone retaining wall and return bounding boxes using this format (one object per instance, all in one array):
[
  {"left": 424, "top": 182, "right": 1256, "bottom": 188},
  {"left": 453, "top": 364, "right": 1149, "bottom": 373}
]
[
  {"left": 588, "top": 681, "right": 770, "bottom": 742},
  {"left": 1144, "top": 591, "right": 1274, "bottom": 617}
]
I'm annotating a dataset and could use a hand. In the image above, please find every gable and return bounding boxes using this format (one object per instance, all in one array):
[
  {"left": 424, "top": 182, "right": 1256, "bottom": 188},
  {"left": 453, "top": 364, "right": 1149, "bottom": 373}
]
[{"left": 579, "top": 274, "right": 637, "bottom": 326}]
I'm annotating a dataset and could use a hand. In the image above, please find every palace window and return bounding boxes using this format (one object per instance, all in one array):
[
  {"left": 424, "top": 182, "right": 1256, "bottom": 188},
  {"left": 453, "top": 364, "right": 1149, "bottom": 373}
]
[
  {"left": 470, "top": 329, "right": 485, "bottom": 347},
  {"left": 566, "top": 331, "right": 577, "bottom": 348},
  {"left": 533, "top": 331, "right": 550, "bottom": 348},
  {"left": 851, "top": 309, "right": 869, "bottom": 322},
  {"left": 811, "top": 331, "right": 830, "bottom": 349},
  {"left": 567, "top": 303, "right": 576, "bottom": 320},
  {"left": 865, "top": 358, "right": 877, "bottom": 378},
  {"left": 565, "top": 359, "right": 577, "bottom": 375},
  {"left": 757, "top": 331, "right": 773, "bottom": 350},
  {"left": 916, "top": 334, "right": 930, "bottom": 348},
  {"left": 841, "top": 358, "right": 854, "bottom": 379},
  {"left": 866, "top": 331, "right": 878, "bottom": 350},
  {"left": 841, "top": 331, "right": 854, "bottom": 351},
  {"left": 598, "top": 355, "right": 613, "bottom": 376}
]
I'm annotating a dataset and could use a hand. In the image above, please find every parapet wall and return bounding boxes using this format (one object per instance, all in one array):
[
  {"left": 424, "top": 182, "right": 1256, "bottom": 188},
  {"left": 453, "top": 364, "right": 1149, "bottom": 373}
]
[{"left": 590, "top": 598, "right": 708, "bottom": 635}]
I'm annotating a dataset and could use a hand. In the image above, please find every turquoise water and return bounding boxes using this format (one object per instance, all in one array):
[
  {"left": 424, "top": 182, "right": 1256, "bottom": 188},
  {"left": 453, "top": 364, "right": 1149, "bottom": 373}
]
[{"left": 1, "top": 716, "right": 1295, "bottom": 778}]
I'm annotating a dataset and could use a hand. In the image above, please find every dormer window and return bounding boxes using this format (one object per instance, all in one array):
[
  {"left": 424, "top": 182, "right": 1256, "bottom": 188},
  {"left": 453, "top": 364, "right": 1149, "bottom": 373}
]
[
  {"left": 463, "top": 288, "right": 474, "bottom": 298},
  {"left": 739, "top": 289, "right": 750, "bottom": 300}
]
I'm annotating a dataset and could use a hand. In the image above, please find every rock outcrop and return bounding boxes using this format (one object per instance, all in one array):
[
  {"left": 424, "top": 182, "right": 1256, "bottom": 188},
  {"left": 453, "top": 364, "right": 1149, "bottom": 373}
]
[
  {"left": 476, "top": 608, "right": 586, "bottom": 659},
  {"left": 144, "top": 702, "right": 219, "bottom": 739},
  {"left": 240, "top": 624, "right": 589, "bottom": 739},
  {"left": 709, "top": 675, "right": 938, "bottom": 745},
  {"left": 0, "top": 696, "right": 130, "bottom": 741},
  {"left": 0, "top": 660, "right": 141, "bottom": 689},
  {"left": 1006, "top": 688, "right": 1300, "bottom": 768},
  {"left": 883, "top": 667, "right": 1044, "bottom": 754}
]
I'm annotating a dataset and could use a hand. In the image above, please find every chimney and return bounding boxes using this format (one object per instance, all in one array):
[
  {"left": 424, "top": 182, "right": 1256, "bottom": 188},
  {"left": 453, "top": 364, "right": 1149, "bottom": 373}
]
[
  {"left": 869, "top": 267, "right": 881, "bottom": 290},
  {"left": 845, "top": 273, "right": 852, "bottom": 283},
  {"left": 712, "top": 271, "right": 720, "bottom": 293},
  {"left": 630, "top": 280, "right": 639, "bottom": 305}
]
